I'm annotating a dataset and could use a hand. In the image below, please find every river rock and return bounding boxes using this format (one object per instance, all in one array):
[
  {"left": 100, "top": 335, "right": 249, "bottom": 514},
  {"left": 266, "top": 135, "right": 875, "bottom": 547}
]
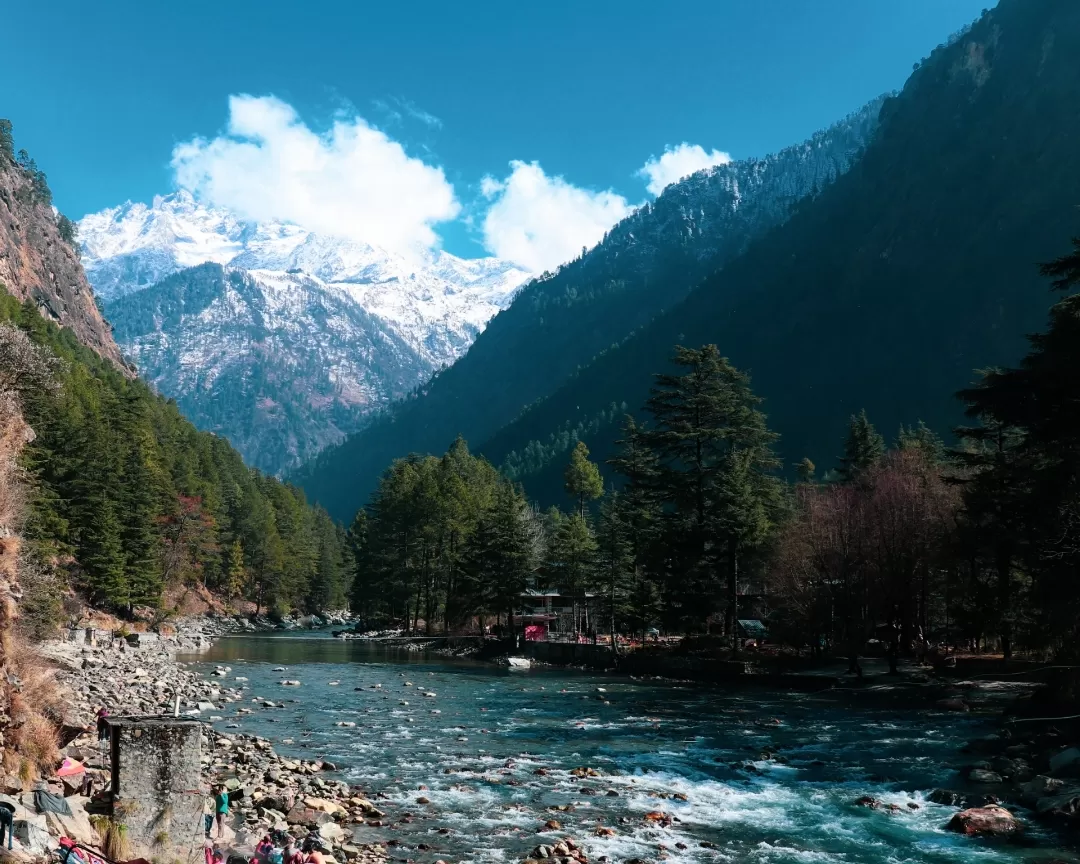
[
  {"left": 992, "top": 757, "right": 1032, "bottom": 781},
  {"left": 287, "top": 804, "right": 333, "bottom": 826},
  {"left": 967, "top": 769, "right": 1002, "bottom": 783},
  {"left": 946, "top": 805, "right": 1024, "bottom": 837},
  {"left": 13, "top": 819, "right": 56, "bottom": 856},
  {"left": 1050, "top": 747, "right": 1080, "bottom": 775},
  {"left": 1020, "top": 774, "right": 1065, "bottom": 805},
  {"left": 853, "top": 796, "right": 881, "bottom": 809},
  {"left": 319, "top": 822, "right": 346, "bottom": 841},
  {"left": 42, "top": 809, "right": 100, "bottom": 848}
]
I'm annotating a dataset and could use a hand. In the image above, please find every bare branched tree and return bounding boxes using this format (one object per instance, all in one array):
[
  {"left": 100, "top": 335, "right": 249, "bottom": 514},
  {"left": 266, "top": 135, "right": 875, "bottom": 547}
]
[{"left": 0, "top": 322, "right": 64, "bottom": 401}]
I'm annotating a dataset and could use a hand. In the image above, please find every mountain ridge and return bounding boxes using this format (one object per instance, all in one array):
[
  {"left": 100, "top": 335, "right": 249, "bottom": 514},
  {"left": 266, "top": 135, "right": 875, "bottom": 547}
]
[
  {"left": 295, "top": 96, "right": 887, "bottom": 520},
  {"left": 474, "top": 0, "right": 1080, "bottom": 505}
]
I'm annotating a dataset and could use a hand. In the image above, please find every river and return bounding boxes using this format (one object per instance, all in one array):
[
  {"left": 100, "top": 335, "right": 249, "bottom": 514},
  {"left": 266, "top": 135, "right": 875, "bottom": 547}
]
[{"left": 182, "top": 632, "right": 1076, "bottom": 864}]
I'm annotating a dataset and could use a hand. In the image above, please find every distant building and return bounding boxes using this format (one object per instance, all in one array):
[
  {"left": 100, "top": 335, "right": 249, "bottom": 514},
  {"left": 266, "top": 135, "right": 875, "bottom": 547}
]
[{"left": 519, "top": 587, "right": 598, "bottom": 642}]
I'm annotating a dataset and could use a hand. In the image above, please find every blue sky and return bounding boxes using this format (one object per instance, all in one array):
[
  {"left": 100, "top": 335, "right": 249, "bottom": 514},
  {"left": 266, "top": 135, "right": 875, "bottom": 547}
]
[{"left": 4, "top": 0, "right": 988, "bottom": 265}]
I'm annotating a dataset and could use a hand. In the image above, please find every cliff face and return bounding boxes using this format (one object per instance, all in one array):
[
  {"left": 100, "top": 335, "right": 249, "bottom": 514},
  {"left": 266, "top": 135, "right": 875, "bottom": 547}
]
[{"left": 0, "top": 155, "right": 125, "bottom": 368}]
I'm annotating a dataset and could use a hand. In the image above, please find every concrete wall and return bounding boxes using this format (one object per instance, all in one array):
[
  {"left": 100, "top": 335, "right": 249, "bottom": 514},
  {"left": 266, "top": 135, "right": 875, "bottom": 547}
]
[{"left": 110, "top": 718, "right": 204, "bottom": 864}]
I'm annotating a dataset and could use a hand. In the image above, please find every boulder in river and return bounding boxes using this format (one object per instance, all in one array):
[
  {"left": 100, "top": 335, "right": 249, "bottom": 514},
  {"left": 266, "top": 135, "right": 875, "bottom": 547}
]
[
  {"left": 928, "top": 789, "right": 965, "bottom": 807},
  {"left": 968, "top": 768, "right": 1003, "bottom": 784},
  {"left": 946, "top": 805, "right": 1024, "bottom": 837},
  {"left": 1020, "top": 775, "right": 1064, "bottom": 803},
  {"left": 1050, "top": 747, "right": 1080, "bottom": 775}
]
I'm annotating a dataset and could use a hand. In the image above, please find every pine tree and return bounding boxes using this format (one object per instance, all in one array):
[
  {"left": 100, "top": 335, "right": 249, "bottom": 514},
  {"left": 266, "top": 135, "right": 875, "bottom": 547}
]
[
  {"left": 0, "top": 284, "right": 354, "bottom": 628},
  {"left": 898, "top": 421, "right": 944, "bottom": 463},
  {"left": 795, "top": 458, "right": 816, "bottom": 484},
  {"left": 80, "top": 497, "right": 127, "bottom": 609},
  {"left": 462, "top": 481, "right": 542, "bottom": 640},
  {"left": 225, "top": 539, "right": 247, "bottom": 601},
  {"left": 347, "top": 509, "right": 371, "bottom": 618},
  {"left": 564, "top": 440, "right": 604, "bottom": 519},
  {"left": 955, "top": 237, "right": 1080, "bottom": 657},
  {"left": 121, "top": 446, "right": 163, "bottom": 612},
  {"left": 545, "top": 510, "right": 597, "bottom": 638},
  {"left": 608, "top": 416, "right": 661, "bottom": 638},
  {"left": 836, "top": 410, "right": 885, "bottom": 481},
  {"left": 715, "top": 447, "right": 781, "bottom": 652},
  {"left": 644, "top": 345, "right": 781, "bottom": 634},
  {"left": 0, "top": 119, "right": 13, "bottom": 161},
  {"left": 596, "top": 491, "right": 632, "bottom": 651}
]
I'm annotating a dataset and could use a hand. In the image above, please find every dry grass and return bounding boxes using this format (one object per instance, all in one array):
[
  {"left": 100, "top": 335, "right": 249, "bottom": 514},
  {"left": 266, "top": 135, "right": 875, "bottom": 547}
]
[
  {"left": 2, "top": 633, "right": 65, "bottom": 778},
  {"left": 5, "top": 635, "right": 65, "bottom": 720},
  {"left": 90, "top": 817, "right": 132, "bottom": 862}
]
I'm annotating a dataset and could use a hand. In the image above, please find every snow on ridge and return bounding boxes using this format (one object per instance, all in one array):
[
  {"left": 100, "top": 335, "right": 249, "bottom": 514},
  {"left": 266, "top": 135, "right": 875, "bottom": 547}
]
[{"left": 79, "top": 191, "right": 533, "bottom": 366}]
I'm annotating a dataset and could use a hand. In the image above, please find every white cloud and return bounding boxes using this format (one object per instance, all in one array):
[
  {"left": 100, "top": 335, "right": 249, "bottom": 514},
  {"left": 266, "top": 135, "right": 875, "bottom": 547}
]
[
  {"left": 171, "top": 95, "right": 459, "bottom": 254},
  {"left": 638, "top": 143, "right": 732, "bottom": 196},
  {"left": 479, "top": 161, "right": 635, "bottom": 273}
]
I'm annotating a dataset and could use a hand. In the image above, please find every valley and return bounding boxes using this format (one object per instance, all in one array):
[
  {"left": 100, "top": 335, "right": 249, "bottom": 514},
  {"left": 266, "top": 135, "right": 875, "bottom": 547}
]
[{"left": 3, "top": 2, "right": 1080, "bottom": 864}]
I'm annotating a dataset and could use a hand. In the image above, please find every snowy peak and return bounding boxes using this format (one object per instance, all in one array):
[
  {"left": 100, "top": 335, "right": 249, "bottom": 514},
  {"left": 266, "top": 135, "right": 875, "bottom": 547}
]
[
  {"left": 78, "top": 191, "right": 533, "bottom": 365},
  {"left": 78, "top": 191, "right": 530, "bottom": 303}
]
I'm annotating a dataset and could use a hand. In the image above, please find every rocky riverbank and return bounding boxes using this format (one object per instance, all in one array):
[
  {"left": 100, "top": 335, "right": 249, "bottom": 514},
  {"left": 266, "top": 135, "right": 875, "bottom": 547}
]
[
  {"left": 936, "top": 714, "right": 1080, "bottom": 837},
  {"left": 8, "top": 620, "right": 1079, "bottom": 864},
  {"left": 1, "top": 620, "right": 388, "bottom": 864}
]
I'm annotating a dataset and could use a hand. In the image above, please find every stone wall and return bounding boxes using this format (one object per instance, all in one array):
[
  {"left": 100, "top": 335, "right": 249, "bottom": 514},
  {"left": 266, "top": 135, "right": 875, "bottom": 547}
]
[{"left": 109, "top": 718, "right": 204, "bottom": 864}]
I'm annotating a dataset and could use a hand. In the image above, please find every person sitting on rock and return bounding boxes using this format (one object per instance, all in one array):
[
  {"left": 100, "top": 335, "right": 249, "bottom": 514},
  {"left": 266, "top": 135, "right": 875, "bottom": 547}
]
[{"left": 255, "top": 835, "right": 274, "bottom": 862}]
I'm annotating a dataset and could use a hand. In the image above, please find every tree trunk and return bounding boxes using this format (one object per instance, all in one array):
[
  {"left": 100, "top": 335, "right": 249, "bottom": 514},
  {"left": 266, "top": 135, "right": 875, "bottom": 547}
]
[
  {"left": 610, "top": 573, "right": 619, "bottom": 656},
  {"left": 729, "top": 541, "right": 740, "bottom": 659},
  {"left": 997, "top": 545, "right": 1013, "bottom": 660}
]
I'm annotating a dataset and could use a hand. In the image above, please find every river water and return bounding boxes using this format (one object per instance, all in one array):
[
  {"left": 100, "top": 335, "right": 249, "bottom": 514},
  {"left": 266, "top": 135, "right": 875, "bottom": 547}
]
[{"left": 183, "top": 633, "right": 1075, "bottom": 864}]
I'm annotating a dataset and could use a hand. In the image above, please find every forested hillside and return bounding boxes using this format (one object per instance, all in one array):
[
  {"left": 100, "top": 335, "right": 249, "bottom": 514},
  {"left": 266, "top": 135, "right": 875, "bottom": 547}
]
[
  {"left": 479, "top": 0, "right": 1080, "bottom": 504},
  {"left": 2, "top": 287, "right": 351, "bottom": 628},
  {"left": 297, "top": 100, "right": 884, "bottom": 520}
]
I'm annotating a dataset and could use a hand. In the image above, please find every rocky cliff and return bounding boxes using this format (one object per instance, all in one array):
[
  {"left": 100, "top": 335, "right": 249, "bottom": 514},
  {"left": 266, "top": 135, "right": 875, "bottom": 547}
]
[{"left": 0, "top": 141, "right": 125, "bottom": 368}]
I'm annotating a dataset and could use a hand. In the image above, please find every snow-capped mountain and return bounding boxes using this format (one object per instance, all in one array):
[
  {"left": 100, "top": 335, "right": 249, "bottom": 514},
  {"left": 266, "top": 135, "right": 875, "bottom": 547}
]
[
  {"left": 79, "top": 190, "right": 531, "bottom": 365},
  {"left": 78, "top": 191, "right": 532, "bottom": 474},
  {"left": 103, "top": 263, "right": 433, "bottom": 474}
]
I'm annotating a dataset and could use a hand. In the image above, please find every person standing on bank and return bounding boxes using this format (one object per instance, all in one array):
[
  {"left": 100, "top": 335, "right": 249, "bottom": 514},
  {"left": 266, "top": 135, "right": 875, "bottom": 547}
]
[
  {"left": 95, "top": 707, "right": 110, "bottom": 769},
  {"left": 214, "top": 785, "right": 230, "bottom": 838}
]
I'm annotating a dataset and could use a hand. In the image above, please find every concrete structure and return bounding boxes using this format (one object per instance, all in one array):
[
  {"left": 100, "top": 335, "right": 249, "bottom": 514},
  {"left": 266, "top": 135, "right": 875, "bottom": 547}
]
[{"left": 107, "top": 717, "right": 204, "bottom": 864}]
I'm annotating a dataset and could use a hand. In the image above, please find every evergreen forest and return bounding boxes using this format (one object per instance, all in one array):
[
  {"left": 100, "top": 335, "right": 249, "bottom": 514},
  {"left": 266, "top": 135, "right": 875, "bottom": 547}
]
[
  {"left": 1, "top": 288, "right": 352, "bottom": 631},
  {"left": 347, "top": 236, "right": 1080, "bottom": 661}
]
